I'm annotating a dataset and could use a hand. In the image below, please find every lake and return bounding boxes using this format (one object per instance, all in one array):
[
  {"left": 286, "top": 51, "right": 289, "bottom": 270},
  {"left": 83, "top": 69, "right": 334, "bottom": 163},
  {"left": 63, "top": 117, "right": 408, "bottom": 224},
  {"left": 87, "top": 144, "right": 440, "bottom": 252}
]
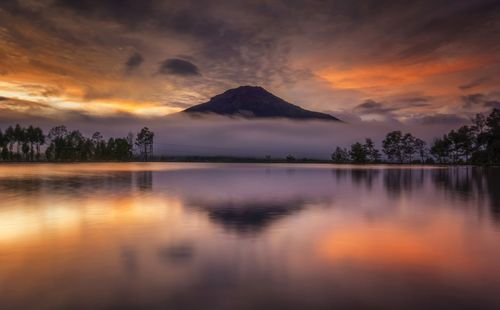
[{"left": 0, "top": 163, "right": 499, "bottom": 309}]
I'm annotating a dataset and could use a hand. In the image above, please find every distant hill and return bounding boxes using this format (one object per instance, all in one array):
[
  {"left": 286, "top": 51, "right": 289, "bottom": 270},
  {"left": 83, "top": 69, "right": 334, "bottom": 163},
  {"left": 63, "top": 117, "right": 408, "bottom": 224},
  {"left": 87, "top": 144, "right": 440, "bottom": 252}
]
[{"left": 183, "top": 86, "right": 341, "bottom": 121}]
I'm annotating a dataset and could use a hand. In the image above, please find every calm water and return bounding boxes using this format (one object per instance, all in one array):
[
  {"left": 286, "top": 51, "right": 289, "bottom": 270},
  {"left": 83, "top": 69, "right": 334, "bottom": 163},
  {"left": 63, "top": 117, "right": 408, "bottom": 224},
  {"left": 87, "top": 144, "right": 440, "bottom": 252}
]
[{"left": 0, "top": 163, "right": 499, "bottom": 309}]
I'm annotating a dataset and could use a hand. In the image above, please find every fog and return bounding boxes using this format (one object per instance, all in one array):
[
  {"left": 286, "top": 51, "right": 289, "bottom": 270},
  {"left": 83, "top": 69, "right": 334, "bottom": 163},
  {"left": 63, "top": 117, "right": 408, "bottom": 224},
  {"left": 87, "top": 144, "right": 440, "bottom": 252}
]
[{"left": 0, "top": 113, "right": 466, "bottom": 159}]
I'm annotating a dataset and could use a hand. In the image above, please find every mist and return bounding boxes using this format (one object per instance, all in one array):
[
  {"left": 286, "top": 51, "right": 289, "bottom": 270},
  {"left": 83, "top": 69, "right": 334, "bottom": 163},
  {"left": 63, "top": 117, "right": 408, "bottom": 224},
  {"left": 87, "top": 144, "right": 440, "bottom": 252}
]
[{"left": 0, "top": 112, "right": 467, "bottom": 159}]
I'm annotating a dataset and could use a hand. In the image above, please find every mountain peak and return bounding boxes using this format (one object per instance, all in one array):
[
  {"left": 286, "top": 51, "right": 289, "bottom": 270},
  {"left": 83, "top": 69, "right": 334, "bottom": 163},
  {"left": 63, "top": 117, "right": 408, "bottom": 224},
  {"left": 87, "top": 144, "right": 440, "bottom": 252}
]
[{"left": 183, "top": 86, "right": 340, "bottom": 121}]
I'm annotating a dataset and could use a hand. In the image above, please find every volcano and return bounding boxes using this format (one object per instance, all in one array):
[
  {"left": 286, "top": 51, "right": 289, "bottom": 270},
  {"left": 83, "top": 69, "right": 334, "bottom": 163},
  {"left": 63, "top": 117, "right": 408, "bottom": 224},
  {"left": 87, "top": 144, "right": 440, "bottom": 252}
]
[{"left": 183, "top": 86, "right": 340, "bottom": 121}]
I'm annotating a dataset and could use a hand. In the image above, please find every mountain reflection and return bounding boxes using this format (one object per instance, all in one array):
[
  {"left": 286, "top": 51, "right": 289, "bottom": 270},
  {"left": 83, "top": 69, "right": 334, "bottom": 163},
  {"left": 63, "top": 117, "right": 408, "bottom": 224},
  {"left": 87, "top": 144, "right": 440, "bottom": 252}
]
[{"left": 191, "top": 200, "right": 306, "bottom": 235}]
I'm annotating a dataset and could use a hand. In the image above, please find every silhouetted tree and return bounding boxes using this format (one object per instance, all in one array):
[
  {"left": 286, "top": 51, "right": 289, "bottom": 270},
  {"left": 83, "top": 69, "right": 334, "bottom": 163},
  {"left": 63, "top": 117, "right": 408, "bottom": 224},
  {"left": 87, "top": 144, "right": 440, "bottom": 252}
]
[
  {"left": 414, "top": 138, "right": 427, "bottom": 162},
  {"left": 0, "top": 129, "right": 6, "bottom": 161},
  {"left": 4, "top": 126, "right": 14, "bottom": 160},
  {"left": 331, "top": 146, "right": 350, "bottom": 163},
  {"left": 44, "top": 125, "right": 133, "bottom": 162},
  {"left": 13, "top": 124, "right": 23, "bottom": 160},
  {"left": 26, "top": 125, "right": 35, "bottom": 161},
  {"left": 402, "top": 133, "right": 417, "bottom": 163},
  {"left": 135, "top": 127, "right": 154, "bottom": 161},
  {"left": 34, "top": 127, "right": 45, "bottom": 160},
  {"left": 485, "top": 108, "right": 500, "bottom": 163},
  {"left": 382, "top": 131, "right": 403, "bottom": 163},
  {"left": 349, "top": 142, "right": 368, "bottom": 163},
  {"left": 286, "top": 154, "right": 296, "bottom": 162},
  {"left": 430, "top": 135, "right": 452, "bottom": 164},
  {"left": 450, "top": 126, "right": 475, "bottom": 162},
  {"left": 364, "top": 138, "right": 381, "bottom": 163}
]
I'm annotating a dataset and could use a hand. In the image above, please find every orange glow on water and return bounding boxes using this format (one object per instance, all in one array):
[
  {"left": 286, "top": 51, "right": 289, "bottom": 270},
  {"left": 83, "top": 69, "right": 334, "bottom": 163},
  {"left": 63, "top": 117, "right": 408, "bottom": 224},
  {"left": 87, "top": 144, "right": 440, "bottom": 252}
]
[{"left": 316, "top": 214, "right": 498, "bottom": 277}]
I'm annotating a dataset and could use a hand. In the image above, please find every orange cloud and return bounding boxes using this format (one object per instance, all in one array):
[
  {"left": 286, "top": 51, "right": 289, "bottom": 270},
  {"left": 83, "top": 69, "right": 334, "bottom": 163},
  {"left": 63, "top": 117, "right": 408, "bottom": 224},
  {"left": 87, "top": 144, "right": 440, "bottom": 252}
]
[{"left": 317, "top": 55, "right": 494, "bottom": 95}]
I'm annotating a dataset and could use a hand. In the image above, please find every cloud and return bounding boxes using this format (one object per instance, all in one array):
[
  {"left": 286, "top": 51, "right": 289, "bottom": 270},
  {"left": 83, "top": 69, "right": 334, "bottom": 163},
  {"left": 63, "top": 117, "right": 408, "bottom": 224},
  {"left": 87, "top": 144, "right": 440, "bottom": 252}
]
[
  {"left": 462, "top": 93, "right": 487, "bottom": 108},
  {"left": 1, "top": 0, "right": 500, "bottom": 122},
  {"left": 410, "top": 114, "right": 469, "bottom": 126},
  {"left": 462, "top": 93, "right": 500, "bottom": 109},
  {"left": 400, "top": 96, "right": 432, "bottom": 107},
  {"left": 125, "top": 52, "right": 144, "bottom": 73},
  {"left": 355, "top": 100, "right": 398, "bottom": 114},
  {"left": 459, "top": 77, "right": 489, "bottom": 90},
  {"left": 53, "top": 0, "right": 158, "bottom": 28},
  {"left": 158, "top": 58, "right": 200, "bottom": 76}
]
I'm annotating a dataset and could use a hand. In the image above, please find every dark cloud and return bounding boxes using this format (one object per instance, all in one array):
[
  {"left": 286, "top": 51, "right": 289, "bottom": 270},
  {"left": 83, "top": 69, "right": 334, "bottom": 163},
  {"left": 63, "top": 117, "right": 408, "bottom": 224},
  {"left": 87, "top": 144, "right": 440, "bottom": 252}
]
[
  {"left": 356, "top": 100, "right": 383, "bottom": 110},
  {"left": 459, "top": 77, "right": 489, "bottom": 90},
  {"left": 158, "top": 58, "right": 200, "bottom": 76},
  {"left": 53, "top": 0, "right": 158, "bottom": 28},
  {"left": 462, "top": 93, "right": 487, "bottom": 108},
  {"left": 462, "top": 93, "right": 500, "bottom": 109},
  {"left": 355, "top": 100, "right": 398, "bottom": 114},
  {"left": 414, "top": 114, "right": 469, "bottom": 126},
  {"left": 402, "top": 97, "right": 432, "bottom": 107},
  {"left": 394, "top": 1, "right": 500, "bottom": 60},
  {"left": 125, "top": 52, "right": 144, "bottom": 73}
]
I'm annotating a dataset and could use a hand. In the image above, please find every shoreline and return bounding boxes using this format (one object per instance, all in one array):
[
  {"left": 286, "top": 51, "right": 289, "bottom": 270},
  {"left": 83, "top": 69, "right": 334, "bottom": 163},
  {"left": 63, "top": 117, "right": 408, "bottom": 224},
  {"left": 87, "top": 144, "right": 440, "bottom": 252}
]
[{"left": 0, "top": 160, "right": 497, "bottom": 167}]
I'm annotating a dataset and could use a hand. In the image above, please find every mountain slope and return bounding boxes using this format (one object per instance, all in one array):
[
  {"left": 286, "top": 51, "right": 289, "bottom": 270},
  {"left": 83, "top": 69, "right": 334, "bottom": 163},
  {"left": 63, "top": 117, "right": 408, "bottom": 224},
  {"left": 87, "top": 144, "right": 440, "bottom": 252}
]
[{"left": 183, "top": 86, "right": 340, "bottom": 121}]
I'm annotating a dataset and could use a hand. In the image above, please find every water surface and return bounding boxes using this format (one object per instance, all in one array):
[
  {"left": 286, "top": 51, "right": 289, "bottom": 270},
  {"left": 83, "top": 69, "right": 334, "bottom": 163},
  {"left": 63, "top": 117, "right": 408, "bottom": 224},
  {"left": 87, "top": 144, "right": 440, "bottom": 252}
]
[{"left": 0, "top": 163, "right": 499, "bottom": 309}]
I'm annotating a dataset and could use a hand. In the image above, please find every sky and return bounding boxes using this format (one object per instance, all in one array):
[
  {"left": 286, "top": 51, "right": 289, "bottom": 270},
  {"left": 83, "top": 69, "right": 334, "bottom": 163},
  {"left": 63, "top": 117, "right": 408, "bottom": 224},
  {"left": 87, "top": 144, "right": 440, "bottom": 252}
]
[{"left": 0, "top": 0, "right": 500, "bottom": 156}]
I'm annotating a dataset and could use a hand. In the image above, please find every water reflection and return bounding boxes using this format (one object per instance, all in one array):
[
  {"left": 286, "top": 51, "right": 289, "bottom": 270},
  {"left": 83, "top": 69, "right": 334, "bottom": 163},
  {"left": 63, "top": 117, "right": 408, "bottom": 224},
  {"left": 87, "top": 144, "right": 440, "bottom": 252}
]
[
  {"left": 136, "top": 171, "right": 153, "bottom": 191},
  {"left": 383, "top": 168, "right": 425, "bottom": 197},
  {"left": 202, "top": 200, "right": 305, "bottom": 235},
  {"left": 157, "top": 243, "right": 194, "bottom": 264},
  {"left": 0, "top": 163, "right": 499, "bottom": 309}
]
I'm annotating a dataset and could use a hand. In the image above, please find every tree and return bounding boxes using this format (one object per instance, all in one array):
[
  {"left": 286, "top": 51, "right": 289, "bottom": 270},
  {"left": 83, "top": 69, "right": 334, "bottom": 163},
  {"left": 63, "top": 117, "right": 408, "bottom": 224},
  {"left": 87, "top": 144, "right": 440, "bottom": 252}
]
[
  {"left": 485, "top": 108, "right": 500, "bottom": 164},
  {"left": 14, "top": 124, "right": 24, "bottom": 160},
  {"left": 47, "top": 125, "right": 68, "bottom": 161},
  {"left": 430, "top": 135, "right": 452, "bottom": 164},
  {"left": 135, "top": 127, "right": 154, "bottom": 161},
  {"left": 414, "top": 138, "right": 427, "bottom": 163},
  {"left": 349, "top": 142, "right": 368, "bottom": 163},
  {"left": 472, "top": 113, "right": 487, "bottom": 138},
  {"left": 449, "top": 126, "right": 474, "bottom": 162},
  {"left": 112, "top": 138, "right": 133, "bottom": 161},
  {"left": 22, "top": 142, "right": 30, "bottom": 160},
  {"left": 401, "top": 133, "right": 416, "bottom": 163},
  {"left": 5, "top": 126, "right": 14, "bottom": 159},
  {"left": 382, "top": 131, "right": 403, "bottom": 163},
  {"left": 48, "top": 125, "right": 67, "bottom": 140},
  {"left": 34, "top": 127, "right": 45, "bottom": 161},
  {"left": 364, "top": 138, "right": 381, "bottom": 163},
  {"left": 331, "top": 146, "right": 350, "bottom": 163},
  {"left": 0, "top": 129, "right": 5, "bottom": 161},
  {"left": 26, "top": 125, "right": 36, "bottom": 161},
  {"left": 91, "top": 132, "right": 106, "bottom": 160}
]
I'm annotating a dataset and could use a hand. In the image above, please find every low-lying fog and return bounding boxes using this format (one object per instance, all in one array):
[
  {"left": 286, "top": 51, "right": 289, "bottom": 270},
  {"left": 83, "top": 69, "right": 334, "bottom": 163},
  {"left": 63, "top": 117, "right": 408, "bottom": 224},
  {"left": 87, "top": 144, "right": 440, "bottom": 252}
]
[{"left": 0, "top": 113, "right": 467, "bottom": 159}]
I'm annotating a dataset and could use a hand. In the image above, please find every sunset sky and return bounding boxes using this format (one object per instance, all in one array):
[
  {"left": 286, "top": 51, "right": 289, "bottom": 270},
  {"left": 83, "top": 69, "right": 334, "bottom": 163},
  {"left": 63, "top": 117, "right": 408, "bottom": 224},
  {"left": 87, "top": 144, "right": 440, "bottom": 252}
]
[{"left": 1, "top": 0, "right": 500, "bottom": 125}]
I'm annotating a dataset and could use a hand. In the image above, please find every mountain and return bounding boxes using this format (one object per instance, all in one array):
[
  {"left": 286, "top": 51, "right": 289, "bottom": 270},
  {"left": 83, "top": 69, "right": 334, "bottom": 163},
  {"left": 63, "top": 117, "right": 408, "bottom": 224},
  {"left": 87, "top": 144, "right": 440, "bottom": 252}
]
[{"left": 183, "top": 86, "right": 341, "bottom": 121}]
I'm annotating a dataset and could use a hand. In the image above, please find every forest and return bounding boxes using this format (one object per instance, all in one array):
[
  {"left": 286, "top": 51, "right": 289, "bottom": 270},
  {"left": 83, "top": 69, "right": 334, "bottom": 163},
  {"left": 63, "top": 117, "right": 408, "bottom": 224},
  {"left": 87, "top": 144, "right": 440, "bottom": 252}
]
[
  {"left": 0, "top": 125, "right": 154, "bottom": 162},
  {"left": 332, "top": 108, "right": 500, "bottom": 165}
]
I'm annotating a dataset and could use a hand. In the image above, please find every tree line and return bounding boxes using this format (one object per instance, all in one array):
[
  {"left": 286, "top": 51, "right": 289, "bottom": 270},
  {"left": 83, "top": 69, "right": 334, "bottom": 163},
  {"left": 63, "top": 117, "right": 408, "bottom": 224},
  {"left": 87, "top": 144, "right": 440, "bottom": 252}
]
[
  {"left": 332, "top": 108, "right": 500, "bottom": 165},
  {"left": 0, "top": 125, "right": 155, "bottom": 162}
]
